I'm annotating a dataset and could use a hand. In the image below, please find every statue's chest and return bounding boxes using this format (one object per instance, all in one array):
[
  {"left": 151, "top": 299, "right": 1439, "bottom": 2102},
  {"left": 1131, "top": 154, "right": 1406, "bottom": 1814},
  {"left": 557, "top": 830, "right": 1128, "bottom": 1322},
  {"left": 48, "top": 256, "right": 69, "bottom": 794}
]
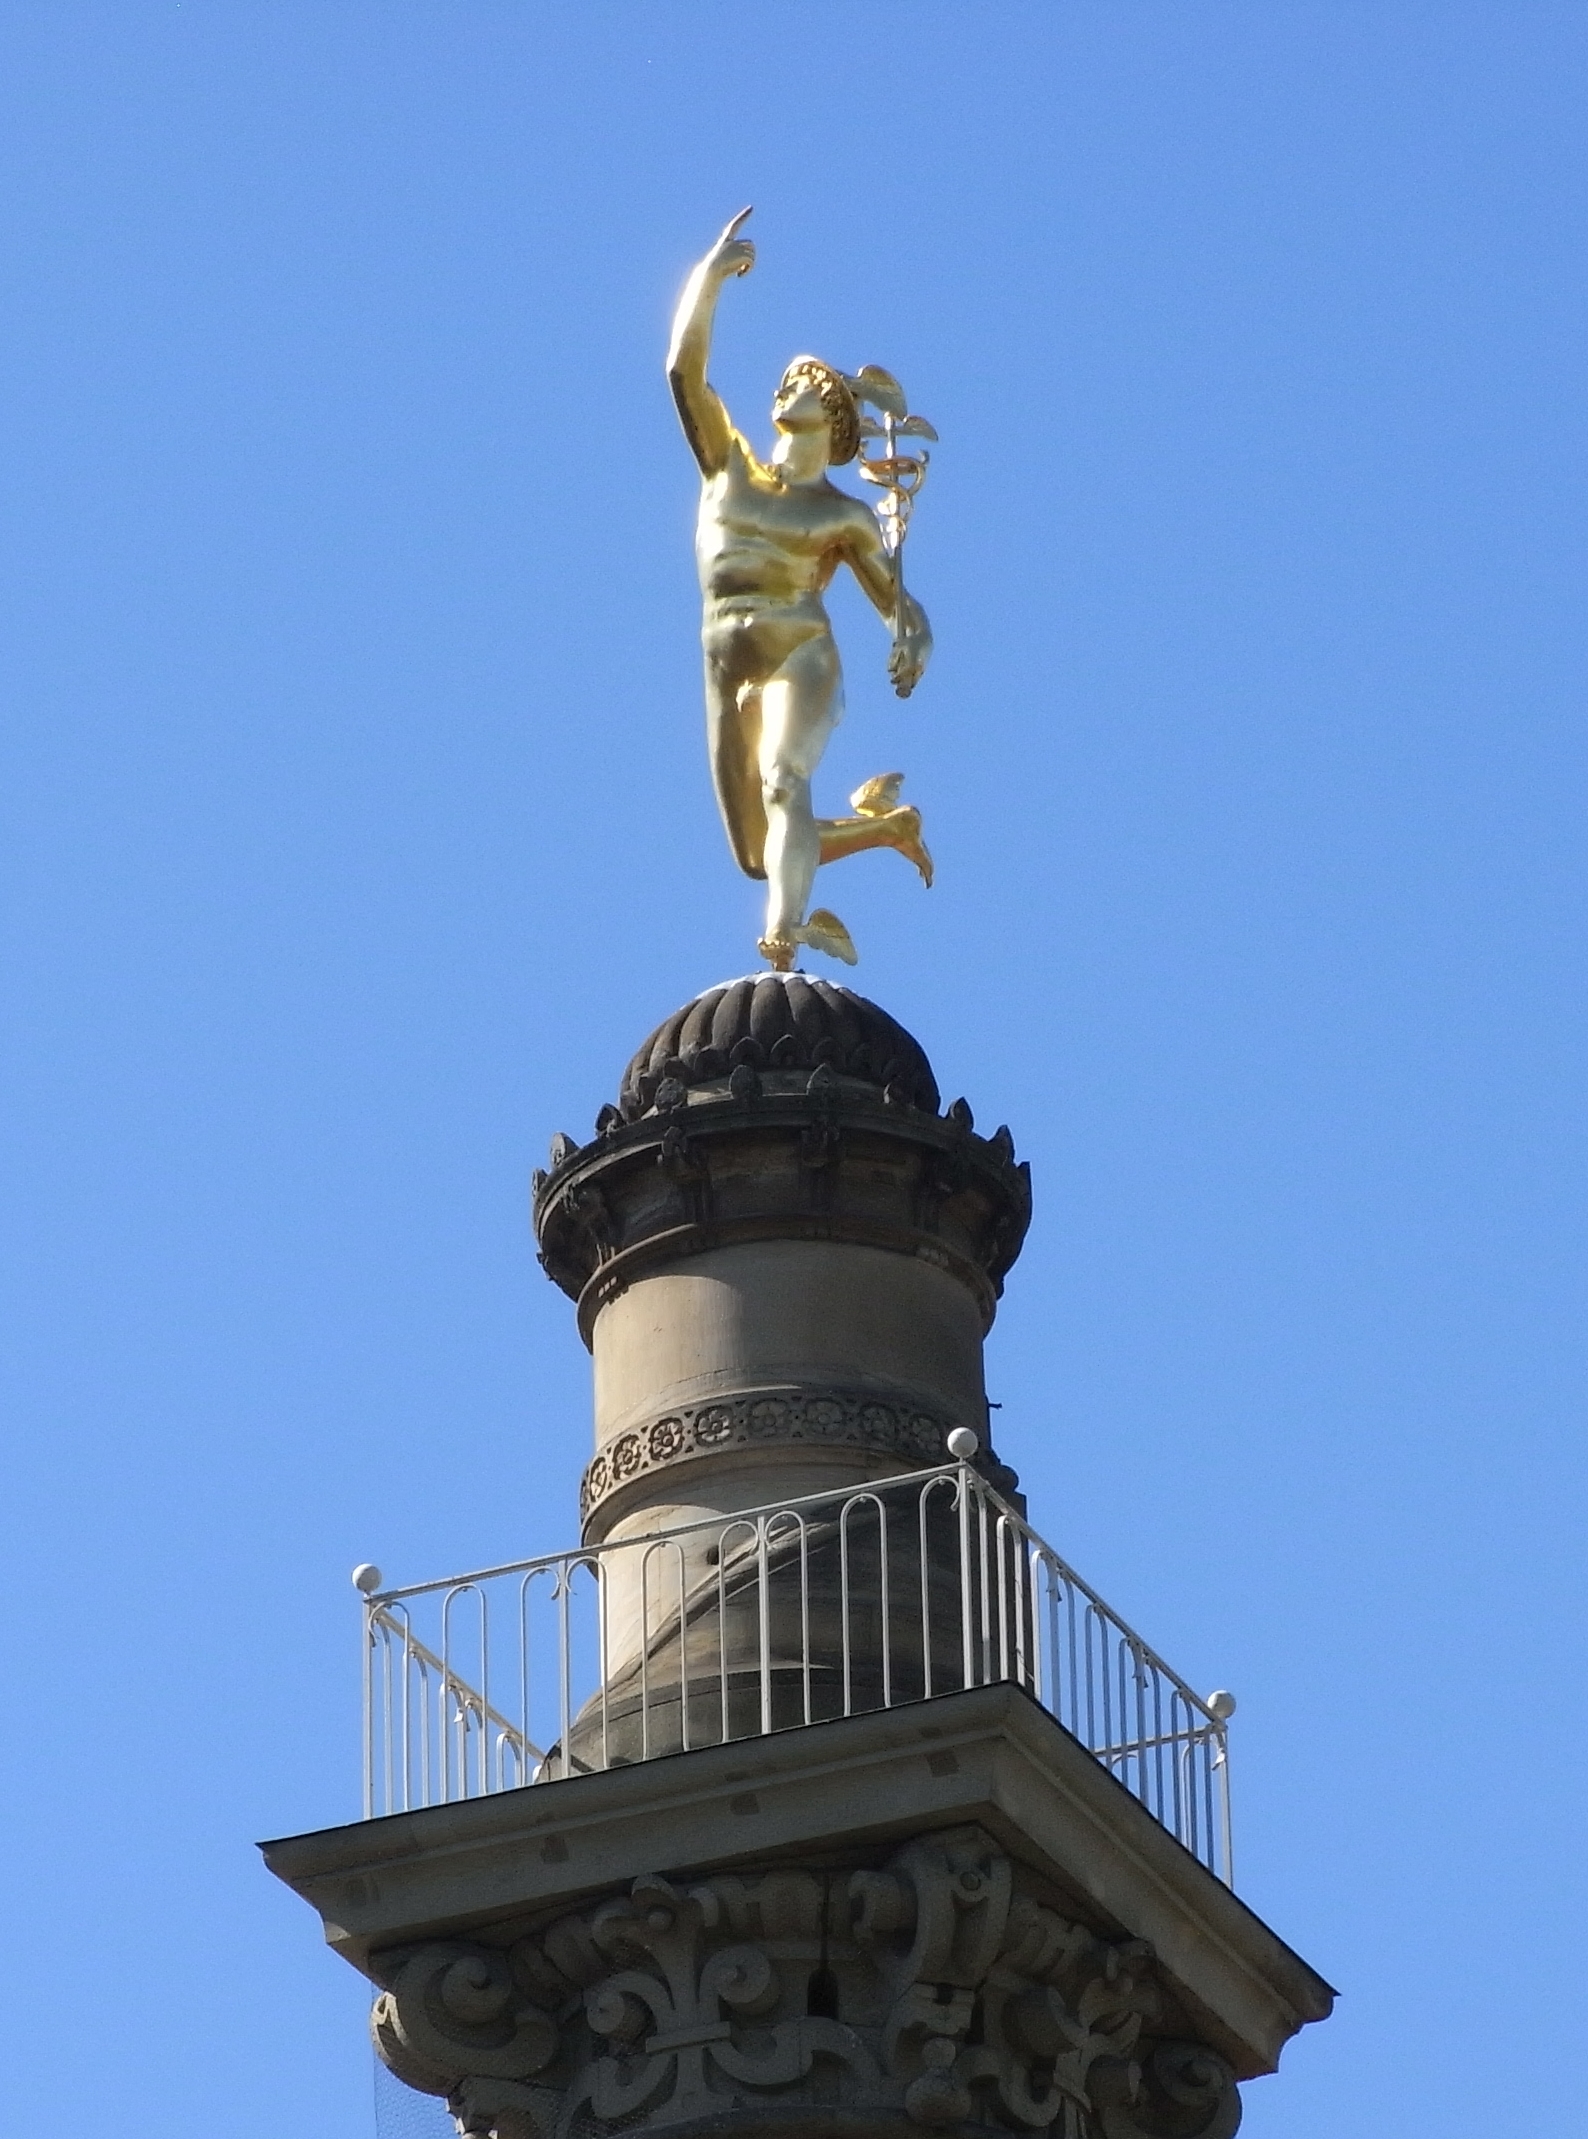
[{"left": 714, "top": 469, "right": 847, "bottom": 555}]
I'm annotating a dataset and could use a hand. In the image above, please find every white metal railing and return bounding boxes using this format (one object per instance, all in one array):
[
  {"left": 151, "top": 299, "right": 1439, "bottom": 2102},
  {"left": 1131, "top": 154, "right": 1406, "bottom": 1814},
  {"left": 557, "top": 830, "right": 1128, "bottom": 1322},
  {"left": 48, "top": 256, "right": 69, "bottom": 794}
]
[{"left": 355, "top": 1462, "right": 1235, "bottom": 1885}]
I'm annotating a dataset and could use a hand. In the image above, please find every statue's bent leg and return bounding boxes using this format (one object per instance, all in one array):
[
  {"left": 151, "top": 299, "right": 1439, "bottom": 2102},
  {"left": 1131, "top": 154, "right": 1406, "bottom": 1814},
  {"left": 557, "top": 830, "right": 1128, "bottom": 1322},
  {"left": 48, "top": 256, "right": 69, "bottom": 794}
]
[
  {"left": 816, "top": 773, "right": 933, "bottom": 886},
  {"left": 757, "top": 633, "right": 840, "bottom": 954},
  {"left": 816, "top": 808, "right": 934, "bottom": 886}
]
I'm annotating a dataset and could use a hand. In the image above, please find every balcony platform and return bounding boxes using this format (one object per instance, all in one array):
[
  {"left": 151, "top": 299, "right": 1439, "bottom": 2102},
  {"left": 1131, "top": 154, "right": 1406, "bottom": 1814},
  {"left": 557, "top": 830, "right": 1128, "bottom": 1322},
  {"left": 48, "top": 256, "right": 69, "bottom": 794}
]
[{"left": 262, "top": 1680, "right": 1331, "bottom": 2085}]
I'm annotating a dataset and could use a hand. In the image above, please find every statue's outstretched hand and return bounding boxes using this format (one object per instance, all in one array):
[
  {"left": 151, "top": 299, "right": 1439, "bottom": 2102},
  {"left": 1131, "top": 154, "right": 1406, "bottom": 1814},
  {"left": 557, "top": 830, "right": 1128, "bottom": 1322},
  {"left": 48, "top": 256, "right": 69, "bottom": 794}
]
[{"left": 706, "top": 207, "right": 756, "bottom": 282}]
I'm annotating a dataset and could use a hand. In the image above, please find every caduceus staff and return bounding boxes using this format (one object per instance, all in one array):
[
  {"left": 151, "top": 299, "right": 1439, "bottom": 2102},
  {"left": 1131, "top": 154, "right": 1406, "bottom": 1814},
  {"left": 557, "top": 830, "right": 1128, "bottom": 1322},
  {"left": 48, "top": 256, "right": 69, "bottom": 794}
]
[{"left": 855, "top": 372, "right": 939, "bottom": 697}]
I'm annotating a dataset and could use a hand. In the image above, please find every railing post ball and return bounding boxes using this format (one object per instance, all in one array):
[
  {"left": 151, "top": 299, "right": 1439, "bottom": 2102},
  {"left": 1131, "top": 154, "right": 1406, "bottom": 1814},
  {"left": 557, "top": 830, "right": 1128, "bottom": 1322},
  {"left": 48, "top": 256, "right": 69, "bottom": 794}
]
[
  {"left": 946, "top": 1427, "right": 979, "bottom": 1460},
  {"left": 352, "top": 1564, "right": 384, "bottom": 1595},
  {"left": 1206, "top": 1689, "right": 1237, "bottom": 1720}
]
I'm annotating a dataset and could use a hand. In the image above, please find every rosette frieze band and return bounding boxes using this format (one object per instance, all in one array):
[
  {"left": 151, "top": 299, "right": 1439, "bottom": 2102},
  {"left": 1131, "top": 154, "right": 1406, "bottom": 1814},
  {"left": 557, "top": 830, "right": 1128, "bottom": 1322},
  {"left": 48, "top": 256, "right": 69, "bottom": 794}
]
[
  {"left": 371, "top": 1826, "right": 1241, "bottom": 2139},
  {"left": 581, "top": 1388, "right": 1008, "bottom": 1533}
]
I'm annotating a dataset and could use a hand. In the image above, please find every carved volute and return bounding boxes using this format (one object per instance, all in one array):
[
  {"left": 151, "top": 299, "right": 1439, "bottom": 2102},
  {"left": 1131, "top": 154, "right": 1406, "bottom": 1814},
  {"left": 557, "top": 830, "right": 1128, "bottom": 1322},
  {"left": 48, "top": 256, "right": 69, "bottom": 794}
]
[{"left": 371, "top": 1826, "right": 1242, "bottom": 2139}]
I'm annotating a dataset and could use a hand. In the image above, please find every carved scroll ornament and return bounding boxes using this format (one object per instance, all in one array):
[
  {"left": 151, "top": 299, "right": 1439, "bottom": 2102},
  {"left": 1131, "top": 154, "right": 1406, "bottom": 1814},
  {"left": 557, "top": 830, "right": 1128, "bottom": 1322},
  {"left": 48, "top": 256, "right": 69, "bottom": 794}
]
[{"left": 370, "top": 1826, "right": 1240, "bottom": 2139}]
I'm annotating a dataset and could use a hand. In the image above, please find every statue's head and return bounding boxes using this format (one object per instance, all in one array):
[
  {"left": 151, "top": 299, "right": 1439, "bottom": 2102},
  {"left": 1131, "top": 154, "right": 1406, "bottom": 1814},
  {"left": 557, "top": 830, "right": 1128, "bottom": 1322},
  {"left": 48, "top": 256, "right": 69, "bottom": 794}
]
[{"left": 773, "top": 356, "right": 861, "bottom": 466}]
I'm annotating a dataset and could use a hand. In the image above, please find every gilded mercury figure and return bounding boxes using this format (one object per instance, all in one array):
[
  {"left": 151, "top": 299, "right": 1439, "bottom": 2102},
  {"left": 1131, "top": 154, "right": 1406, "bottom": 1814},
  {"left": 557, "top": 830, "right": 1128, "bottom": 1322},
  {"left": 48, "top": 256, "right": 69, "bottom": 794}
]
[{"left": 667, "top": 210, "right": 935, "bottom": 971}]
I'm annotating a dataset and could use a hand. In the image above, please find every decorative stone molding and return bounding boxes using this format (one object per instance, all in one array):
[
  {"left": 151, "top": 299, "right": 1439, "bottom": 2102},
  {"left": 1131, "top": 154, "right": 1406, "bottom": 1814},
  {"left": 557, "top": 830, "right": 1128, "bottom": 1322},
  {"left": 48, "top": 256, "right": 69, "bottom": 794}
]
[
  {"left": 1090, "top": 2044, "right": 1242, "bottom": 2139},
  {"left": 581, "top": 1388, "right": 961, "bottom": 1528},
  {"left": 370, "top": 1825, "right": 1241, "bottom": 2139},
  {"left": 619, "top": 975, "right": 942, "bottom": 1120},
  {"left": 534, "top": 1077, "right": 1032, "bottom": 1347}
]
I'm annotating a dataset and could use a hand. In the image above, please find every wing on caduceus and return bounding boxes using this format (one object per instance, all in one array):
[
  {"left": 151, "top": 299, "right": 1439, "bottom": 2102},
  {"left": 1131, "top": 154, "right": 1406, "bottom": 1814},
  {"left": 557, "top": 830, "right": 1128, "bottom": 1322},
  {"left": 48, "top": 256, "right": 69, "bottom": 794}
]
[{"left": 853, "top": 366, "right": 939, "bottom": 559}]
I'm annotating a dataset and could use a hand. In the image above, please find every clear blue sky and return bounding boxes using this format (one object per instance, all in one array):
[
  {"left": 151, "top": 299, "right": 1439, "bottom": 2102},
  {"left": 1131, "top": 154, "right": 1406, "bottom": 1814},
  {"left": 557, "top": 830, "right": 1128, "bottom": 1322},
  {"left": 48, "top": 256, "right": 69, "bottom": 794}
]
[{"left": 1, "top": 7, "right": 1582, "bottom": 2135}]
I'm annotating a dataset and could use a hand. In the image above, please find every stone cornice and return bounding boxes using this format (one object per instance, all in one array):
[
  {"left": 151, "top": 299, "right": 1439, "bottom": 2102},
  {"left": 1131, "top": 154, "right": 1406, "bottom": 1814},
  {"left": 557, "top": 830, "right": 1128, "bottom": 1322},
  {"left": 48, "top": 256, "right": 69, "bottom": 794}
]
[{"left": 532, "top": 1075, "right": 1032, "bottom": 1349}]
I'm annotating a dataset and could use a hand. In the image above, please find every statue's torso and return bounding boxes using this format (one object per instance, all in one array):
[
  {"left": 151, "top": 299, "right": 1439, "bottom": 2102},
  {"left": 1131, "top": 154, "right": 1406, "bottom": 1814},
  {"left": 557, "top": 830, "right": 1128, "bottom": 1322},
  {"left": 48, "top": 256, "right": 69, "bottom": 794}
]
[{"left": 696, "top": 438, "right": 868, "bottom": 616}]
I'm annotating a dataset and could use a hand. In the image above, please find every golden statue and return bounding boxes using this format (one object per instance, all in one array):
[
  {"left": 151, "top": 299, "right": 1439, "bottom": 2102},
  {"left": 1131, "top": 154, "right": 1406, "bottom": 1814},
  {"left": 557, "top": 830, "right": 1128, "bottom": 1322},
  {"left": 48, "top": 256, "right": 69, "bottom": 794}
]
[{"left": 667, "top": 209, "right": 937, "bottom": 971}]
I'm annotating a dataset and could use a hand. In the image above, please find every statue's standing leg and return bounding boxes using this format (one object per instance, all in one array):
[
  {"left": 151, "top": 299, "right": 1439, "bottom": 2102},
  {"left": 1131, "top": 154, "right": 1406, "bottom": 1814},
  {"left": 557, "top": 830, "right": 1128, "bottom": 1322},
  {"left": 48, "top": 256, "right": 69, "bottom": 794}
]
[
  {"left": 757, "top": 632, "right": 841, "bottom": 961},
  {"left": 702, "top": 651, "right": 768, "bottom": 881}
]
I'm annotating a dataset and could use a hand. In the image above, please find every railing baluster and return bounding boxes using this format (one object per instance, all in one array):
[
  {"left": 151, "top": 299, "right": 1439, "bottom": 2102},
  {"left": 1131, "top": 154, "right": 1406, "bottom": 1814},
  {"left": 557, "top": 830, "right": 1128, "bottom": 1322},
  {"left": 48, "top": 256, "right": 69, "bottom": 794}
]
[
  {"left": 556, "top": 1558, "right": 572, "bottom": 1782},
  {"left": 596, "top": 1556, "right": 611, "bottom": 1774},
  {"left": 994, "top": 1516, "right": 1013, "bottom": 1682},
  {"left": 798, "top": 1515, "right": 812, "bottom": 1726},
  {"left": 673, "top": 1541, "right": 690, "bottom": 1753},
  {"left": 413, "top": 1641, "right": 428, "bottom": 1810},
  {"left": 1083, "top": 1601, "right": 1098, "bottom": 1756},
  {"left": 957, "top": 1465, "right": 974, "bottom": 1692},
  {"left": 440, "top": 1590, "right": 454, "bottom": 1804},
  {"left": 1039, "top": 1554, "right": 1060, "bottom": 1713},
  {"left": 878, "top": 1498, "right": 892, "bottom": 1709},
  {"left": 919, "top": 1480, "right": 934, "bottom": 1700},
  {"left": 1014, "top": 1535, "right": 1031, "bottom": 1693},
  {"left": 518, "top": 1574, "right": 533, "bottom": 1787},
  {"left": 976, "top": 1484, "right": 993, "bottom": 1686},
  {"left": 757, "top": 1516, "right": 773, "bottom": 1735},
  {"left": 839, "top": 1498, "right": 856, "bottom": 1716},
  {"left": 639, "top": 1540, "right": 657, "bottom": 1764},
  {"left": 1217, "top": 1729, "right": 1234, "bottom": 1887},
  {"left": 476, "top": 1585, "right": 490, "bottom": 1797},
  {"left": 1157, "top": 1674, "right": 1169, "bottom": 1828},
  {"left": 717, "top": 1525, "right": 733, "bottom": 1747},
  {"left": 362, "top": 1604, "right": 375, "bottom": 1820},
  {"left": 716, "top": 1518, "right": 756, "bottom": 1747},
  {"left": 1065, "top": 1578, "right": 1079, "bottom": 1740}
]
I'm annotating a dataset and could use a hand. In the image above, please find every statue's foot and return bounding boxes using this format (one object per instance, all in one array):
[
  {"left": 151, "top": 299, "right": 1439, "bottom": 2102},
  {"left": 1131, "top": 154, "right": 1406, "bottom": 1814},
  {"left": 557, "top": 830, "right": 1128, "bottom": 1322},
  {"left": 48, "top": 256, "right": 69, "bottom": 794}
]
[
  {"left": 757, "top": 910, "right": 859, "bottom": 969},
  {"left": 849, "top": 773, "right": 932, "bottom": 887},
  {"left": 890, "top": 804, "right": 934, "bottom": 889},
  {"left": 799, "top": 908, "right": 859, "bottom": 965}
]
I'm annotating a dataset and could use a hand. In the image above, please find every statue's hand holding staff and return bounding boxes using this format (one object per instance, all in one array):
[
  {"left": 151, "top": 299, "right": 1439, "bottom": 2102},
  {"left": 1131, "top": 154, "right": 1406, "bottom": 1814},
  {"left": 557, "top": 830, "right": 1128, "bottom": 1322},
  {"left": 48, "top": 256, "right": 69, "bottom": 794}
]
[{"left": 888, "top": 588, "right": 931, "bottom": 699}]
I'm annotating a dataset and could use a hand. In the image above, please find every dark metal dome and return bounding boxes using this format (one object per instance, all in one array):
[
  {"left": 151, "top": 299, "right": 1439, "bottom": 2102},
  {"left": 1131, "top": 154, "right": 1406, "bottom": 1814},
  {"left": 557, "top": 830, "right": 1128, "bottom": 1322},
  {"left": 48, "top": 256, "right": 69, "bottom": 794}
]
[{"left": 619, "top": 974, "right": 940, "bottom": 1119}]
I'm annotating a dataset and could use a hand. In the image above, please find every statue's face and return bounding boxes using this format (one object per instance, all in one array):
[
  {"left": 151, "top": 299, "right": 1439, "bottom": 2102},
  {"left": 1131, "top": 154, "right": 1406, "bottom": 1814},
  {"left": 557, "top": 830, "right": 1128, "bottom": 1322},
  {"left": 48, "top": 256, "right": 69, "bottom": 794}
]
[{"left": 771, "top": 376, "right": 831, "bottom": 454}]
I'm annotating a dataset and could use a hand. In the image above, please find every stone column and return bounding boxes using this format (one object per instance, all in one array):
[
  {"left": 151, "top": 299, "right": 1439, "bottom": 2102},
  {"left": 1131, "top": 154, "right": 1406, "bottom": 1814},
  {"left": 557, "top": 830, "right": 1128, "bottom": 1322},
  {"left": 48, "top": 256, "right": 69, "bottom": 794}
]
[
  {"left": 533, "top": 975, "right": 1031, "bottom": 1758},
  {"left": 264, "top": 974, "right": 1335, "bottom": 2139}
]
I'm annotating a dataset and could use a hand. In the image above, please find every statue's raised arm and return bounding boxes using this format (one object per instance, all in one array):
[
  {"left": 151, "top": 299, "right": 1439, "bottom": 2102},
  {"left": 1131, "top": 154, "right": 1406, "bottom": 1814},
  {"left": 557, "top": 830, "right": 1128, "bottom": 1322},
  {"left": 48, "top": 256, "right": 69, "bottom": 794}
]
[
  {"left": 668, "top": 213, "right": 938, "bottom": 975},
  {"left": 666, "top": 208, "right": 756, "bottom": 476}
]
